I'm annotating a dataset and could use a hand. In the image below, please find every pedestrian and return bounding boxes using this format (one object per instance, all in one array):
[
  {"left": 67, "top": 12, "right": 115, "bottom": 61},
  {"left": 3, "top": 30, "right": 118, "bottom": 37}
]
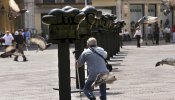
[
  {"left": 172, "top": 25, "right": 175, "bottom": 42},
  {"left": 14, "top": 29, "right": 27, "bottom": 62},
  {"left": 164, "top": 26, "right": 171, "bottom": 43},
  {"left": 1, "top": 30, "right": 14, "bottom": 57},
  {"left": 2, "top": 31, "right": 14, "bottom": 48},
  {"left": 123, "top": 29, "right": 131, "bottom": 41},
  {"left": 153, "top": 22, "right": 160, "bottom": 45},
  {"left": 164, "top": 19, "right": 170, "bottom": 28},
  {"left": 24, "top": 28, "right": 31, "bottom": 47},
  {"left": 119, "top": 29, "right": 123, "bottom": 48},
  {"left": 134, "top": 27, "right": 142, "bottom": 48},
  {"left": 14, "top": 30, "right": 19, "bottom": 35},
  {"left": 145, "top": 24, "right": 154, "bottom": 45},
  {"left": 0, "top": 31, "right": 5, "bottom": 47},
  {"left": 76, "top": 37, "right": 109, "bottom": 100}
]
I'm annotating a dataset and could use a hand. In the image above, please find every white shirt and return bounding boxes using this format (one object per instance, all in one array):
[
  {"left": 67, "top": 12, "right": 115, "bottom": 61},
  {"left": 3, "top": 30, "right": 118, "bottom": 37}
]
[
  {"left": 15, "top": 31, "right": 18, "bottom": 35},
  {"left": 164, "top": 27, "right": 171, "bottom": 34},
  {"left": 2, "top": 34, "right": 14, "bottom": 45},
  {"left": 134, "top": 30, "right": 142, "bottom": 38}
]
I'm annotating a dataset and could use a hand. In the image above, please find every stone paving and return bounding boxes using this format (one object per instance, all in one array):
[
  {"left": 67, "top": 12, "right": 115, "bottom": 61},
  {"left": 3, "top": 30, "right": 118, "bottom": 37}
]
[
  {"left": 0, "top": 46, "right": 59, "bottom": 100},
  {"left": 1, "top": 40, "right": 175, "bottom": 100}
]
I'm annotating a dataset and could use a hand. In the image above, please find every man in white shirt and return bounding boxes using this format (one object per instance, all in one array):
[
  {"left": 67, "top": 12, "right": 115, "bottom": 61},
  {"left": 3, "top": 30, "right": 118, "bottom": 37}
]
[
  {"left": 2, "top": 31, "right": 14, "bottom": 57},
  {"left": 164, "top": 26, "right": 171, "bottom": 43},
  {"left": 123, "top": 29, "right": 131, "bottom": 41},
  {"left": 2, "top": 31, "right": 14, "bottom": 46}
]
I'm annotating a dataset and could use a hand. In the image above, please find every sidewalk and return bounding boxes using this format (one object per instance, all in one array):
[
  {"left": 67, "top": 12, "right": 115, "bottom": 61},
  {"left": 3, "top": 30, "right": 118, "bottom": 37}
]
[{"left": 1, "top": 41, "right": 175, "bottom": 100}]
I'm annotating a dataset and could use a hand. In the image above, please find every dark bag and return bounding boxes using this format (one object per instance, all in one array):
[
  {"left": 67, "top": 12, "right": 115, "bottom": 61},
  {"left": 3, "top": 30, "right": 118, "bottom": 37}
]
[
  {"left": 90, "top": 47, "right": 113, "bottom": 72},
  {"left": 106, "top": 64, "right": 112, "bottom": 72}
]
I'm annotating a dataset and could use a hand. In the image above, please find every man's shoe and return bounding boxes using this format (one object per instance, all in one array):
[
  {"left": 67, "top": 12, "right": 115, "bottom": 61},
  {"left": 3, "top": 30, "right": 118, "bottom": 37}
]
[
  {"left": 23, "top": 59, "right": 28, "bottom": 62},
  {"left": 89, "top": 97, "right": 96, "bottom": 100},
  {"left": 100, "top": 96, "right": 106, "bottom": 100},
  {"left": 14, "top": 59, "right": 18, "bottom": 61},
  {"left": 9, "top": 55, "right": 12, "bottom": 58},
  {"left": 145, "top": 42, "right": 148, "bottom": 45}
]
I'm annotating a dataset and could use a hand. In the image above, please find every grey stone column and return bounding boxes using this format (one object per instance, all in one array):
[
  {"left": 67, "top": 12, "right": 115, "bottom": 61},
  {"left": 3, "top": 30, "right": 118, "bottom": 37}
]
[
  {"left": 24, "top": 0, "right": 35, "bottom": 29},
  {"left": 156, "top": 3, "right": 161, "bottom": 26},
  {"left": 116, "top": 0, "right": 122, "bottom": 20},
  {"left": 144, "top": 4, "right": 148, "bottom": 36}
]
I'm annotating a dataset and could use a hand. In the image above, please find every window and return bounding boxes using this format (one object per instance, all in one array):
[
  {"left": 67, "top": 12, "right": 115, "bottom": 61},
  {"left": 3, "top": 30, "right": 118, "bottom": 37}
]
[
  {"left": 64, "top": 0, "right": 75, "bottom": 3},
  {"left": 43, "top": 0, "right": 55, "bottom": 3},
  {"left": 148, "top": 4, "right": 156, "bottom": 16},
  {"left": 87, "top": 0, "right": 91, "bottom": 3},
  {"left": 79, "top": 0, "right": 91, "bottom": 3}
]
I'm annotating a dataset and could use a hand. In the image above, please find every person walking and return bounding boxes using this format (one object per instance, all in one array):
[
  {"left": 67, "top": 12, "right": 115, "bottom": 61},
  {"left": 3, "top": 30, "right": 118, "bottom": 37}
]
[
  {"left": 76, "top": 37, "right": 109, "bottom": 100},
  {"left": 164, "top": 26, "right": 171, "bottom": 43},
  {"left": 119, "top": 29, "right": 123, "bottom": 48},
  {"left": 24, "top": 28, "right": 31, "bottom": 47},
  {"left": 153, "top": 22, "right": 160, "bottom": 45},
  {"left": 123, "top": 29, "right": 131, "bottom": 41},
  {"left": 134, "top": 27, "right": 142, "bottom": 48},
  {"left": 1, "top": 30, "right": 14, "bottom": 57},
  {"left": 14, "top": 29, "right": 27, "bottom": 62},
  {"left": 145, "top": 24, "right": 154, "bottom": 45},
  {"left": 172, "top": 25, "right": 175, "bottom": 42}
]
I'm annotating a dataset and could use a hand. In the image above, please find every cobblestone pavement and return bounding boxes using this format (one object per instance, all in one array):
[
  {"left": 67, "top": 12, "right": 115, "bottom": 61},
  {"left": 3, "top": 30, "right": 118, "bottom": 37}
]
[{"left": 1, "top": 41, "right": 175, "bottom": 100}]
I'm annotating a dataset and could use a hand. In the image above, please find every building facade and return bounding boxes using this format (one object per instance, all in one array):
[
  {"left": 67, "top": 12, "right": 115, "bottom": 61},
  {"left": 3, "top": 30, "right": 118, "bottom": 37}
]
[
  {"left": 0, "top": 0, "right": 174, "bottom": 36},
  {"left": 93, "top": 0, "right": 175, "bottom": 35},
  {"left": 0, "top": 0, "right": 91, "bottom": 35},
  {"left": 0, "top": 0, "right": 25, "bottom": 33}
]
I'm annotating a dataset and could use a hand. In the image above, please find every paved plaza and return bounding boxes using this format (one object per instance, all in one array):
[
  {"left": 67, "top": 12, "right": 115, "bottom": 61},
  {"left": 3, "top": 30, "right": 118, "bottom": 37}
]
[{"left": 1, "top": 41, "right": 175, "bottom": 100}]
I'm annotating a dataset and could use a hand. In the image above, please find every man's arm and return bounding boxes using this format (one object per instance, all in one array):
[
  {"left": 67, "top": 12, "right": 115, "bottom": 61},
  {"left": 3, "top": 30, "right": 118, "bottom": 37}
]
[
  {"left": 75, "top": 53, "right": 85, "bottom": 68},
  {"left": 75, "top": 60, "right": 84, "bottom": 68},
  {"left": 104, "top": 51, "right": 107, "bottom": 59}
]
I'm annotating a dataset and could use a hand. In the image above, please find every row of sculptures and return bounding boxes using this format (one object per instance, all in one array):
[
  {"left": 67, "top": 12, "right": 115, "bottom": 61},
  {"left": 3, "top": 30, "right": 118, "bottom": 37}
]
[{"left": 42, "top": 5, "right": 125, "bottom": 42}]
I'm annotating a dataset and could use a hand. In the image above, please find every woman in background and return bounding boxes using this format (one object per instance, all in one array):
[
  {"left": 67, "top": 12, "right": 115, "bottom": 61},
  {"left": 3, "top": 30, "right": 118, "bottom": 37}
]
[{"left": 134, "top": 27, "right": 142, "bottom": 48}]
